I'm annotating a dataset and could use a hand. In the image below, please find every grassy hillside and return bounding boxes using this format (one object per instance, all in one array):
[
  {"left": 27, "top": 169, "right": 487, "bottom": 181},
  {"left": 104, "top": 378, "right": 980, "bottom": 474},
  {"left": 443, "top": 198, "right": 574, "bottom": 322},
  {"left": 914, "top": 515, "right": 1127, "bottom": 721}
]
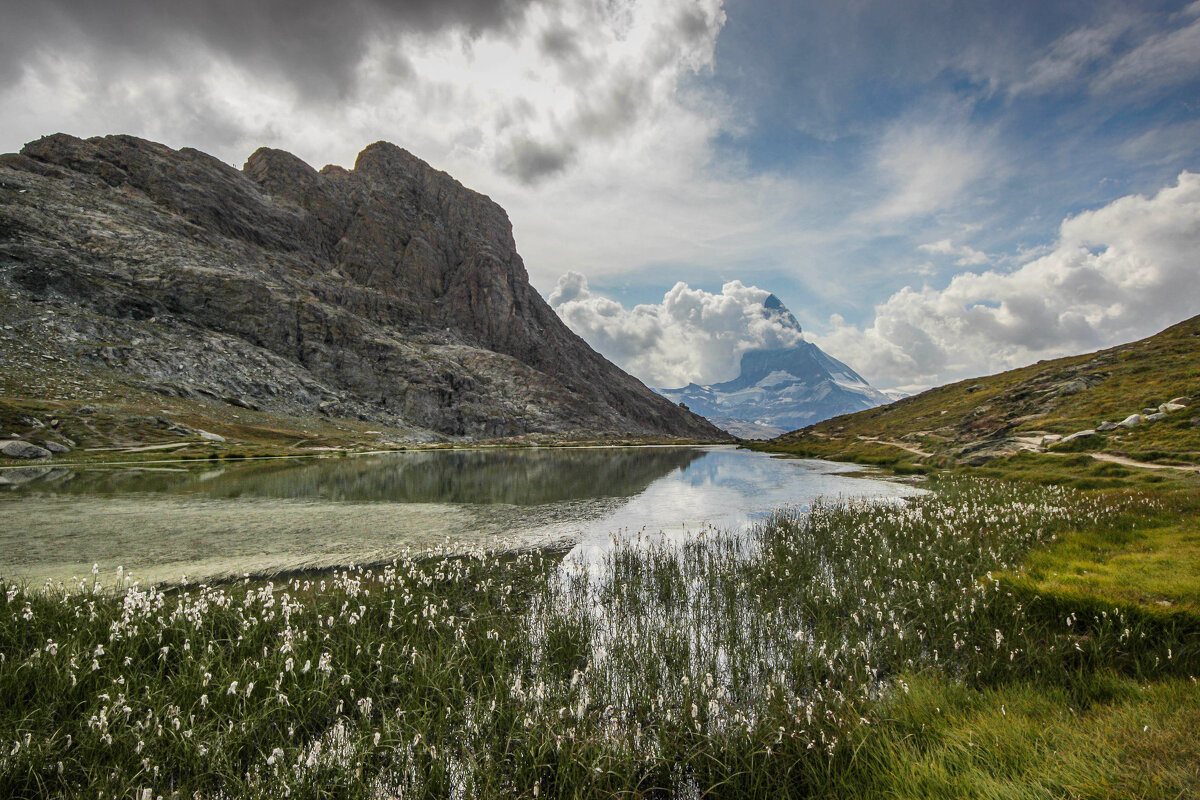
[
  {"left": 745, "top": 317, "right": 1200, "bottom": 798},
  {"left": 760, "top": 314, "right": 1200, "bottom": 470}
]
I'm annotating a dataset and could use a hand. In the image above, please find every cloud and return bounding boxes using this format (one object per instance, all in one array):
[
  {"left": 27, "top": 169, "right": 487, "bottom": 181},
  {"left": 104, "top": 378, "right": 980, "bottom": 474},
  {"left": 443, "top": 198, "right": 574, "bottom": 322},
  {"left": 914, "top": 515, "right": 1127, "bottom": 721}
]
[
  {"left": 1009, "top": 17, "right": 1134, "bottom": 96},
  {"left": 549, "top": 273, "right": 803, "bottom": 387},
  {"left": 0, "top": 0, "right": 523, "bottom": 94},
  {"left": 865, "top": 118, "right": 998, "bottom": 222},
  {"left": 918, "top": 239, "right": 990, "bottom": 266},
  {"left": 0, "top": 0, "right": 727, "bottom": 186},
  {"left": 1093, "top": 3, "right": 1200, "bottom": 94},
  {"left": 811, "top": 172, "right": 1200, "bottom": 391},
  {"left": 1002, "top": 3, "right": 1200, "bottom": 98}
]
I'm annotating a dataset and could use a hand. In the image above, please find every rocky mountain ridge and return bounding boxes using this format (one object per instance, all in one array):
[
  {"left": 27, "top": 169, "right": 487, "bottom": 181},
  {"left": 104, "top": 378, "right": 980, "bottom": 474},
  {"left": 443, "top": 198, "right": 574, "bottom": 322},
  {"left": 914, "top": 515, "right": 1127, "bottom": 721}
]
[
  {"left": 657, "top": 295, "right": 890, "bottom": 438},
  {"left": 0, "top": 134, "right": 725, "bottom": 446}
]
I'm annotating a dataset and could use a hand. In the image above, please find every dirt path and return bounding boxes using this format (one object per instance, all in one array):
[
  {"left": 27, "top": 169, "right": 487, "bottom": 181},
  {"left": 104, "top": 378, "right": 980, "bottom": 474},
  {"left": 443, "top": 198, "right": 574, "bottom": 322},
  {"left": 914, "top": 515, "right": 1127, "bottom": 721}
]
[
  {"left": 857, "top": 436, "right": 932, "bottom": 457},
  {"left": 1089, "top": 452, "right": 1200, "bottom": 473}
]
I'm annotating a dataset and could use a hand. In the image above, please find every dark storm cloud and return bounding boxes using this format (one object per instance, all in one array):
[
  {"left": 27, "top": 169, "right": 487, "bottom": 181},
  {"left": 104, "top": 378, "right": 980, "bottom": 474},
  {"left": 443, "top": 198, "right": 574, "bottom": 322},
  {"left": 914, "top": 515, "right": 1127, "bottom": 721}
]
[
  {"left": 539, "top": 22, "right": 579, "bottom": 60},
  {"left": 0, "top": 0, "right": 528, "bottom": 97},
  {"left": 504, "top": 137, "right": 576, "bottom": 184},
  {"left": 674, "top": 7, "right": 712, "bottom": 40}
]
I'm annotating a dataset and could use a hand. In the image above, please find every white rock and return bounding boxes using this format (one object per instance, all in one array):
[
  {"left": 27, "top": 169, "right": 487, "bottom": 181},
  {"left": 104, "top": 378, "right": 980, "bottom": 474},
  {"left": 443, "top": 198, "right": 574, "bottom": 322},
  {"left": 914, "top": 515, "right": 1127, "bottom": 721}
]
[
  {"left": 196, "top": 430, "right": 226, "bottom": 442},
  {"left": 1117, "top": 414, "right": 1144, "bottom": 428},
  {"left": 1159, "top": 403, "right": 1186, "bottom": 413},
  {"left": 1060, "top": 429, "right": 1097, "bottom": 443}
]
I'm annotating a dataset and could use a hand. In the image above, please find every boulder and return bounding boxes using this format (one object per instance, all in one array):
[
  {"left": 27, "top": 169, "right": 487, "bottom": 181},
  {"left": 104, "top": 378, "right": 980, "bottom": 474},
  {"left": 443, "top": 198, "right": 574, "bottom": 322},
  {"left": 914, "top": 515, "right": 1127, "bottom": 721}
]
[
  {"left": 1096, "top": 421, "right": 1118, "bottom": 431},
  {"left": 1041, "top": 434, "right": 1063, "bottom": 444},
  {"left": 1053, "top": 378, "right": 1091, "bottom": 396},
  {"left": 1159, "top": 403, "right": 1186, "bottom": 413},
  {"left": 196, "top": 430, "right": 226, "bottom": 442},
  {"left": 1145, "top": 412, "right": 1166, "bottom": 422},
  {"left": 1059, "top": 429, "right": 1097, "bottom": 443},
  {"left": 41, "top": 440, "right": 71, "bottom": 453},
  {"left": 224, "top": 395, "right": 259, "bottom": 411},
  {"left": 1169, "top": 396, "right": 1192, "bottom": 406},
  {"left": 1, "top": 440, "right": 52, "bottom": 459},
  {"left": 1117, "top": 414, "right": 1144, "bottom": 428}
]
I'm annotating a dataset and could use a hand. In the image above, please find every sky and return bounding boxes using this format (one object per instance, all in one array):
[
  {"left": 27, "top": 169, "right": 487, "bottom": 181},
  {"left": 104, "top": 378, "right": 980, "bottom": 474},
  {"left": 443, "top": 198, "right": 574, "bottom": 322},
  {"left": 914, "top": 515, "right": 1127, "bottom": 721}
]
[{"left": 2, "top": 0, "right": 1199, "bottom": 392}]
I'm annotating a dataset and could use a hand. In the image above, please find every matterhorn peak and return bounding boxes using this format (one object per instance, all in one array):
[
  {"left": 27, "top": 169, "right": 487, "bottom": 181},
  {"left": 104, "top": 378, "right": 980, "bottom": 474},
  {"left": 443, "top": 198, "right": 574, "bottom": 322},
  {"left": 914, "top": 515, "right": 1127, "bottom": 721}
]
[{"left": 658, "top": 291, "right": 891, "bottom": 438}]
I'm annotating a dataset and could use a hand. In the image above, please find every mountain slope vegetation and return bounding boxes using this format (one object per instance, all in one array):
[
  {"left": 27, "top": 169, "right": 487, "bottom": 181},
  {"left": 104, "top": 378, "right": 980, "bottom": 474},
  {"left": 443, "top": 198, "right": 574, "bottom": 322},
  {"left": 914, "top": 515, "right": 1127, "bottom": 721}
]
[{"left": 764, "top": 313, "right": 1200, "bottom": 470}]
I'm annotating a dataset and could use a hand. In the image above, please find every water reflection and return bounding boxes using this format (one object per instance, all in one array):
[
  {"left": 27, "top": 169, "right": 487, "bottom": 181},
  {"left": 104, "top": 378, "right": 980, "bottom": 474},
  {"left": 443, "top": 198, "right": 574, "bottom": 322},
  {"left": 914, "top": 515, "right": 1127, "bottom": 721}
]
[
  {"left": 0, "top": 446, "right": 922, "bottom": 586},
  {"left": 0, "top": 447, "right": 706, "bottom": 505},
  {"left": 560, "top": 449, "right": 920, "bottom": 564}
]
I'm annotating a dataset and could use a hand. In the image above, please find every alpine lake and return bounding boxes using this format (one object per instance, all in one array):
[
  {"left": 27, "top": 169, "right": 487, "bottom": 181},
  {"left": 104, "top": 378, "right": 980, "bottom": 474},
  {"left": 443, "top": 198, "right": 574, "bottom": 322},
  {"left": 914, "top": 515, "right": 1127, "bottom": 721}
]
[{"left": 0, "top": 445, "right": 922, "bottom": 586}]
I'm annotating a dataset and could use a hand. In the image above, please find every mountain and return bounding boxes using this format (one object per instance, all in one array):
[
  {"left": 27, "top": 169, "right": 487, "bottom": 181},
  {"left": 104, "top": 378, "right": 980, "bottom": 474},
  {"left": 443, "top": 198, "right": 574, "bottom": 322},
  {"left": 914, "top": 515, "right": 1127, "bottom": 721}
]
[
  {"left": 0, "top": 134, "right": 726, "bottom": 446},
  {"left": 763, "top": 314, "right": 1200, "bottom": 468},
  {"left": 657, "top": 295, "right": 890, "bottom": 438}
]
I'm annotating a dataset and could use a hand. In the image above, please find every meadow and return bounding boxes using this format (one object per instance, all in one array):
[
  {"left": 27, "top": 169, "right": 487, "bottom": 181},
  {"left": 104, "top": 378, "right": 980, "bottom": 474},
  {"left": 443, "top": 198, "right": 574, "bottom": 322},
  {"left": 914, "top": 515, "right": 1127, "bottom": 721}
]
[{"left": 1, "top": 476, "right": 1197, "bottom": 798}]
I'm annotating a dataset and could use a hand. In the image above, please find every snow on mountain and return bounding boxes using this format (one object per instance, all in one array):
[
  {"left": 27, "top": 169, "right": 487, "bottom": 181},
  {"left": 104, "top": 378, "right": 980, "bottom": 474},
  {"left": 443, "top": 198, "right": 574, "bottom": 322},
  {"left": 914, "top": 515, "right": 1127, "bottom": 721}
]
[{"left": 656, "top": 295, "right": 891, "bottom": 438}]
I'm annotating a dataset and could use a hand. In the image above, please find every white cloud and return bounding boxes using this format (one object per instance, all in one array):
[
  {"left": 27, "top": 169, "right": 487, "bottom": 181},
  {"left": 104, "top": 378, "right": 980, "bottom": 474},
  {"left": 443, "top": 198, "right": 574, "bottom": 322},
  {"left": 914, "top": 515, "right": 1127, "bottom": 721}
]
[
  {"left": 865, "top": 118, "right": 997, "bottom": 222},
  {"left": 548, "top": 273, "right": 803, "bottom": 387},
  {"left": 1010, "top": 17, "right": 1133, "bottom": 95},
  {"left": 918, "top": 239, "right": 990, "bottom": 266},
  {"left": 1001, "top": 3, "right": 1200, "bottom": 98},
  {"left": 1094, "top": 3, "right": 1200, "bottom": 94},
  {"left": 812, "top": 172, "right": 1200, "bottom": 391}
]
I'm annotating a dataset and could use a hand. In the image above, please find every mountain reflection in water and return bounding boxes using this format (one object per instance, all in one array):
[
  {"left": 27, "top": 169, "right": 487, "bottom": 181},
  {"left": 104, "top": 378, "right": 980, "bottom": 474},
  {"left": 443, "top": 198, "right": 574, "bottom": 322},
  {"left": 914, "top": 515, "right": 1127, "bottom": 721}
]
[
  {"left": 0, "top": 447, "right": 921, "bottom": 586},
  {"left": 2, "top": 447, "right": 706, "bottom": 505}
]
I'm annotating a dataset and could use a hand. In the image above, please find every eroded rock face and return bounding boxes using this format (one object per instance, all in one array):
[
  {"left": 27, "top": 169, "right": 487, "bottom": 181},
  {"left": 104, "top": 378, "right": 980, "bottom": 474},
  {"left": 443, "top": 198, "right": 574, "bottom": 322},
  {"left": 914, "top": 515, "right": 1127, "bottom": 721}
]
[{"left": 0, "top": 134, "right": 726, "bottom": 440}]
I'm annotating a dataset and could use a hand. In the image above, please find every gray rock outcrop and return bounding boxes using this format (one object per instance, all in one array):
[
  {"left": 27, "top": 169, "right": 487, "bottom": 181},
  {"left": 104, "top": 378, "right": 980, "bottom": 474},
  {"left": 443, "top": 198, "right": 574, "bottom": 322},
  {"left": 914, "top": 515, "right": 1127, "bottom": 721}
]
[
  {"left": 0, "top": 134, "right": 726, "bottom": 441},
  {"left": 1, "top": 440, "right": 52, "bottom": 459}
]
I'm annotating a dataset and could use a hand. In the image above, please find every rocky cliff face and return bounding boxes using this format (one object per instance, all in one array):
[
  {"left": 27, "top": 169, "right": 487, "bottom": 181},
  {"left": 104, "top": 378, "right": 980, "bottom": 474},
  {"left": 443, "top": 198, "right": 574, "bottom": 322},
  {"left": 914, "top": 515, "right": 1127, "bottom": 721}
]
[{"left": 0, "top": 134, "right": 724, "bottom": 441}]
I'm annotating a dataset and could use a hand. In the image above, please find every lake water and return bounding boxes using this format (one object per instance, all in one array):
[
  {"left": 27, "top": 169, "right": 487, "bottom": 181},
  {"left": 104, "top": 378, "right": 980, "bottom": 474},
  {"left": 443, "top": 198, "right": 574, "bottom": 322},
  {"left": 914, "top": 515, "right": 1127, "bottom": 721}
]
[{"left": 0, "top": 446, "right": 922, "bottom": 586}]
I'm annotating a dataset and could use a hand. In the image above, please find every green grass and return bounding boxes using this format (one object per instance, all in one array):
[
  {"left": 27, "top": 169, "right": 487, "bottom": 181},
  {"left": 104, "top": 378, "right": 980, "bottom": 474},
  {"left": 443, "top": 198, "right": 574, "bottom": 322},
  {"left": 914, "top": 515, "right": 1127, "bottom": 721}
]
[
  {"left": 838, "top": 673, "right": 1200, "bottom": 800},
  {"left": 4, "top": 464, "right": 1199, "bottom": 798},
  {"left": 9, "top": 477, "right": 1186, "bottom": 798},
  {"left": 767, "top": 314, "right": 1200, "bottom": 466},
  {"left": 730, "top": 316, "right": 1200, "bottom": 798},
  {"left": 746, "top": 419, "right": 1200, "bottom": 799},
  {"left": 1012, "top": 490, "right": 1200, "bottom": 614},
  {"left": 933, "top": 451, "right": 1200, "bottom": 492}
]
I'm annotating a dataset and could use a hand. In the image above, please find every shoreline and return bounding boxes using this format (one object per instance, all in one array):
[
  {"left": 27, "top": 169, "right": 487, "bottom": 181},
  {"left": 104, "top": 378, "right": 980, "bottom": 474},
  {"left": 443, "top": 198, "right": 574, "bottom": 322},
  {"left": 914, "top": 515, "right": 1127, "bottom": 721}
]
[
  {"left": 0, "top": 436, "right": 736, "bottom": 472},
  {"left": 1, "top": 447, "right": 916, "bottom": 591}
]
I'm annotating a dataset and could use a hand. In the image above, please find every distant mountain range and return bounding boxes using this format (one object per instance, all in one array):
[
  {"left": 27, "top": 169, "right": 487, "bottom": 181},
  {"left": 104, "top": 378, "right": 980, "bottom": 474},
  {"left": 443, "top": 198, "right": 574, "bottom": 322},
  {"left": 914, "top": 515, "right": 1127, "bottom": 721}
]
[{"left": 657, "top": 295, "right": 891, "bottom": 438}]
